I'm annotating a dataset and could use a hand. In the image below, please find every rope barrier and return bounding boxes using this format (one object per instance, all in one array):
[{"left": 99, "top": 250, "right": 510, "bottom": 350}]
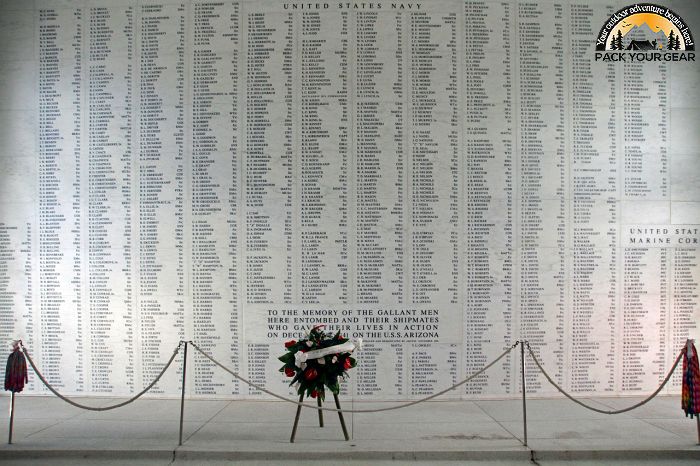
[
  {"left": 19, "top": 340, "right": 182, "bottom": 411},
  {"left": 12, "top": 338, "right": 688, "bottom": 417},
  {"left": 189, "top": 340, "right": 518, "bottom": 413},
  {"left": 525, "top": 341, "right": 684, "bottom": 415}
]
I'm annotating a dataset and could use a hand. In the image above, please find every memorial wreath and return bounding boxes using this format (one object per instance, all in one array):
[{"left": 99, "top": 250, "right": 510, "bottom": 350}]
[{"left": 278, "top": 325, "right": 360, "bottom": 401}]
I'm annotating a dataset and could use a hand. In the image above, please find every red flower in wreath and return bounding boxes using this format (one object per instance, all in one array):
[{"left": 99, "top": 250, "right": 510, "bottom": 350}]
[
  {"left": 284, "top": 366, "right": 295, "bottom": 378},
  {"left": 310, "top": 389, "right": 318, "bottom": 398},
  {"left": 343, "top": 358, "right": 352, "bottom": 370},
  {"left": 304, "top": 367, "right": 318, "bottom": 381},
  {"left": 284, "top": 340, "right": 296, "bottom": 348}
]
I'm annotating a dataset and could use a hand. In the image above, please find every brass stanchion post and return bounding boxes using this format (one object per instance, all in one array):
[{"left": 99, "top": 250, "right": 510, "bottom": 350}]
[
  {"left": 8, "top": 392, "right": 15, "bottom": 444},
  {"left": 178, "top": 341, "right": 188, "bottom": 446},
  {"left": 520, "top": 341, "right": 528, "bottom": 447}
]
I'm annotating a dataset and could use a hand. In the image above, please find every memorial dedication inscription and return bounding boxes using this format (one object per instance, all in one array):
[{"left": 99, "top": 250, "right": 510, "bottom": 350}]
[{"left": 0, "top": 0, "right": 698, "bottom": 399}]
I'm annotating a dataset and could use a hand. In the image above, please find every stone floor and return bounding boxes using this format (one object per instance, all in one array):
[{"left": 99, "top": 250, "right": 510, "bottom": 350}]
[{"left": 0, "top": 394, "right": 697, "bottom": 464}]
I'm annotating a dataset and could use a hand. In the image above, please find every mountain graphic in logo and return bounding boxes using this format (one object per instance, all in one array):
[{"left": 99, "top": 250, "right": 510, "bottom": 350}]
[
  {"left": 621, "top": 22, "right": 669, "bottom": 49},
  {"left": 596, "top": 4, "right": 694, "bottom": 52}
]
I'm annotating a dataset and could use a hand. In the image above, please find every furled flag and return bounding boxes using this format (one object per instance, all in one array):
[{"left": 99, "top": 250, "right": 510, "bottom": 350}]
[
  {"left": 4, "top": 341, "right": 28, "bottom": 393},
  {"left": 682, "top": 339, "right": 699, "bottom": 419}
]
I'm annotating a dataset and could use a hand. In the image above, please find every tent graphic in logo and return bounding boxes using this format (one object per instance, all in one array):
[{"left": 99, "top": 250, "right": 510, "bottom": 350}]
[{"left": 596, "top": 4, "right": 694, "bottom": 51}]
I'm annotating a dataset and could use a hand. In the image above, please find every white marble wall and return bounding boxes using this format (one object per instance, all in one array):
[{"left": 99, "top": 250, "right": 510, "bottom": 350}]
[{"left": 0, "top": 0, "right": 697, "bottom": 399}]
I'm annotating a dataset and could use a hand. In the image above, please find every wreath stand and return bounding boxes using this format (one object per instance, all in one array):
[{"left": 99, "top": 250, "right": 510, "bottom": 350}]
[{"left": 289, "top": 392, "right": 349, "bottom": 442}]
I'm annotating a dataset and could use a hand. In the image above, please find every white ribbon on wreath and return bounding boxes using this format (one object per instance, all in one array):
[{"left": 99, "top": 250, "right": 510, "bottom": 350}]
[{"left": 294, "top": 339, "right": 362, "bottom": 369}]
